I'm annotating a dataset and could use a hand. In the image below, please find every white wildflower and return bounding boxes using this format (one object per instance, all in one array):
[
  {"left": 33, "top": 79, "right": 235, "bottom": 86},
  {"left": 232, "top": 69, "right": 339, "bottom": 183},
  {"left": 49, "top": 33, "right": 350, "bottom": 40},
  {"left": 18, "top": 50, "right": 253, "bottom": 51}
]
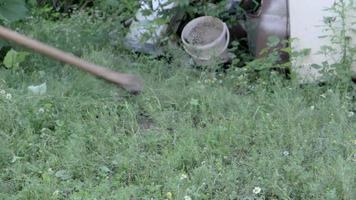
[
  {"left": 253, "top": 187, "right": 261, "bottom": 194},
  {"left": 10, "top": 155, "right": 22, "bottom": 163},
  {"left": 348, "top": 112, "right": 354, "bottom": 118},
  {"left": 184, "top": 195, "right": 192, "bottom": 200},
  {"left": 283, "top": 151, "right": 290, "bottom": 156},
  {"left": 38, "top": 108, "right": 45, "bottom": 113},
  {"left": 5, "top": 93, "right": 12, "bottom": 100},
  {"left": 52, "top": 190, "right": 60, "bottom": 196},
  {"left": 180, "top": 174, "right": 188, "bottom": 180},
  {"left": 310, "top": 105, "right": 315, "bottom": 110}
]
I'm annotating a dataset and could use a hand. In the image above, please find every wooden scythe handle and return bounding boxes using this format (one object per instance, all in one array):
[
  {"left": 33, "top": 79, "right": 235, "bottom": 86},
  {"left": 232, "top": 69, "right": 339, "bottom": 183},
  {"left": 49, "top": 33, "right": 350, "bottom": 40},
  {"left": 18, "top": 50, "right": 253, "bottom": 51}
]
[{"left": 0, "top": 25, "right": 143, "bottom": 93}]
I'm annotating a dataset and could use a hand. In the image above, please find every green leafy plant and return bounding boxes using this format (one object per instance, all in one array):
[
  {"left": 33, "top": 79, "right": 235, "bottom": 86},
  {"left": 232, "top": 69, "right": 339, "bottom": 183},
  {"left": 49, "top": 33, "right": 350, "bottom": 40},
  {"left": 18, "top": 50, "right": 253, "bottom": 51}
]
[
  {"left": 0, "top": 0, "right": 28, "bottom": 65},
  {"left": 2, "top": 49, "right": 29, "bottom": 69},
  {"left": 316, "top": 0, "right": 356, "bottom": 83}
]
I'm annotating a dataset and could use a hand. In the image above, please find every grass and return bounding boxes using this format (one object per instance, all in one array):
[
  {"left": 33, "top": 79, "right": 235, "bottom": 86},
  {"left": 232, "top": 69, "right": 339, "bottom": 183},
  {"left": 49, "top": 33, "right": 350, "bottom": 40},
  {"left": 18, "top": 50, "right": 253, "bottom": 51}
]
[{"left": 0, "top": 10, "right": 355, "bottom": 200}]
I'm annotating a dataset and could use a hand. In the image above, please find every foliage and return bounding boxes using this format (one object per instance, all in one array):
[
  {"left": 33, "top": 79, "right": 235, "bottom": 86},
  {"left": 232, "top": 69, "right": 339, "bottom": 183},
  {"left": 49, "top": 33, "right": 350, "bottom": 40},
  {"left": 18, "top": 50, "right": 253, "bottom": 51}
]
[
  {"left": 0, "top": 1, "right": 355, "bottom": 200},
  {"left": 2, "top": 49, "right": 29, "bottom": 69},
  {"left": 0, "top": 0, "right": 28, "bottom": 64},
  {"left": 316, "top": 0, "right": 356, "bottom": 83},
  {"left": 35, "top": 0, "right": 90, "bottom": 12},
  {"left": 36, "top": 0, "right": 139, "bottom": 15},
  {"left": 0, "top": 38, "right": 355, "bottom": 199}
]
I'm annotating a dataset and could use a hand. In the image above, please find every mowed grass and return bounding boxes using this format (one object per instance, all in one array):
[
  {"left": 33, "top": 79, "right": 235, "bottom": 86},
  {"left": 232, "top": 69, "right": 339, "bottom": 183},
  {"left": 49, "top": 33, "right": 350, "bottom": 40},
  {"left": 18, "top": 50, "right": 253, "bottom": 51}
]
[{"left": 0, "top": 12, "right": 355, "bottom": 200}]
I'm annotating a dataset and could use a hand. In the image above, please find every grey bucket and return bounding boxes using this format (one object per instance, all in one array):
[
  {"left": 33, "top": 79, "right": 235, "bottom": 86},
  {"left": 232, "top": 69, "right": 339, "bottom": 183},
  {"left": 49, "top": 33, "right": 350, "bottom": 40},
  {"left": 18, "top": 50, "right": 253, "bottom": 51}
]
[{"left": 181, "top": 16, "right": 230, "bottom": 65}]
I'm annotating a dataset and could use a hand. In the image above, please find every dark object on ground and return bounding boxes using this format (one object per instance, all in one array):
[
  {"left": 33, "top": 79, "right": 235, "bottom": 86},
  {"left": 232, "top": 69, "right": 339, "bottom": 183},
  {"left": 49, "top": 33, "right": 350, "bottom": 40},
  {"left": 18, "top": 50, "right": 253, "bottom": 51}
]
[
  {"left": 0, "top": 25, "right": 143, "bottom": 94},
  {"left": 0, "top": 46, "right": 11, "bottom": 62}
]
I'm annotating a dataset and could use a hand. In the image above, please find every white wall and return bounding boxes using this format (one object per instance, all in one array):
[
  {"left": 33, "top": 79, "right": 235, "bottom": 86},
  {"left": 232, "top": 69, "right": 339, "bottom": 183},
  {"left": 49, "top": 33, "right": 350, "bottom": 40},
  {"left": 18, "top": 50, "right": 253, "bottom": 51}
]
[{"left": 289, "top": 0, "right": 356, "bottom": 82}]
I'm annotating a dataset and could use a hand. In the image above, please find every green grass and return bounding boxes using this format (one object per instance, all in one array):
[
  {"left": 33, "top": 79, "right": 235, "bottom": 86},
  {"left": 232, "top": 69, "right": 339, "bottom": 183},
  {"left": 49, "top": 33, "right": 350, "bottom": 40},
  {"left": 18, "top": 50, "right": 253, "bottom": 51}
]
[{"left": 0, "top": 11, "right": 355, "bottom": 200}]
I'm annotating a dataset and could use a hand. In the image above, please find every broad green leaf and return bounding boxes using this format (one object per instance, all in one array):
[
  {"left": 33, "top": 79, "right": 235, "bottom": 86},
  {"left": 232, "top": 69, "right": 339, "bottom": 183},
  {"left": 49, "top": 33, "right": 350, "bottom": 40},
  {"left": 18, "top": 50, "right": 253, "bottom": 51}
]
[{"left": 3, "top": 49, "right": 29, "bottom": 69}]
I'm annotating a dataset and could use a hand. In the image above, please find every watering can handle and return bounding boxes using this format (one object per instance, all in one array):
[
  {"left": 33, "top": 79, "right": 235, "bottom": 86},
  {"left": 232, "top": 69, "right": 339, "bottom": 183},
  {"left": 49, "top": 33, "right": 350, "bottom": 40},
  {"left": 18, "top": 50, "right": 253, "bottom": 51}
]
[{"left": 0, "top": 25, "right": 143, "bottom": 93}]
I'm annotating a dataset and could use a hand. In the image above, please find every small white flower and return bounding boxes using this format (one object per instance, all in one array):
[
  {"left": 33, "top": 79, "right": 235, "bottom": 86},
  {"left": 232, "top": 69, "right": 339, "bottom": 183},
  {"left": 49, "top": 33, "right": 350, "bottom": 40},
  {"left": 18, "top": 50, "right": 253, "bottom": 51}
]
[
  {"left": 5, "top": 93, "right": 12, "bottom": 100},
  {"left": 348, "top": 112, "right": 354, "bottom": 118},
  {"left": 219, "top": 80, "right": 223, "bottom": 84},
  {"left": 283, "top": 151, "right": 290, "bottom": 156},
  {"left": 184, "top": 195, "right": 192, "bottom": 200},
  {"left": 310, "top": 106, "right": 315, "bottom": 110},
  {"left": 320, "top": 94, "right": 326, "bottom": 98},
  {"left": 0, "top": 90, "right": 5, "bottom": 95},
  {"left": 38, "top": 108, "right": 45, "bottom": 113},
  {"left": 253, "top": 187, "right": 261, "bottom": 194},
  {"left": 180, "top": 174, "right": 188, "bottom": 180},
  {"left": 52, "top": 190, "right": 60, "bottom": 196},
  {"left": 10, "top": 155, "right": 22, "bottom": 163}
]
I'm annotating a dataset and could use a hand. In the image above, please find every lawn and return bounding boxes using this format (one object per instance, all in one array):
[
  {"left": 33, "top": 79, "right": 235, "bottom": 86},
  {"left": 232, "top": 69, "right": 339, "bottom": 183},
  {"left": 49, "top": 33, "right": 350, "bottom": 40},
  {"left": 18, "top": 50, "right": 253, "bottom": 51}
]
[{"left": 0, "top": 9, "right": 355, "bottom": 200}]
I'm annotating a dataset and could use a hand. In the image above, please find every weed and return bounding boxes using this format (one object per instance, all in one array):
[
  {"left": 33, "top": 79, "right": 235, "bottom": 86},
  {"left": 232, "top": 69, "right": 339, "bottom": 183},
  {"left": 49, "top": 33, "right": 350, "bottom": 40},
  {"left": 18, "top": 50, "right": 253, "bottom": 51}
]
[{"left": 0, "top": 2, "right": 355, "bottom": 200}]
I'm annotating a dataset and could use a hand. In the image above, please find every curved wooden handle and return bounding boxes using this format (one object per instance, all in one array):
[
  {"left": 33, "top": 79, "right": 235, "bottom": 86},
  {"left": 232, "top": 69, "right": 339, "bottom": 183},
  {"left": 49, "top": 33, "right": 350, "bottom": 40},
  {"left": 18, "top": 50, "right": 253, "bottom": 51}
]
[{"left": 0, "top": 25, "right": 143, "bottom": 93}]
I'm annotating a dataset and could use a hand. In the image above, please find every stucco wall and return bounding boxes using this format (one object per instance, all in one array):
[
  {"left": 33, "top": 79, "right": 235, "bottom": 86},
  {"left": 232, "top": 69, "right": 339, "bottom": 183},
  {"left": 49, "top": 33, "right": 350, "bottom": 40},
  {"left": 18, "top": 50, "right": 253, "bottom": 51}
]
[{"left": 289, "top": 0, "right": 356, "bottom": 82}]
